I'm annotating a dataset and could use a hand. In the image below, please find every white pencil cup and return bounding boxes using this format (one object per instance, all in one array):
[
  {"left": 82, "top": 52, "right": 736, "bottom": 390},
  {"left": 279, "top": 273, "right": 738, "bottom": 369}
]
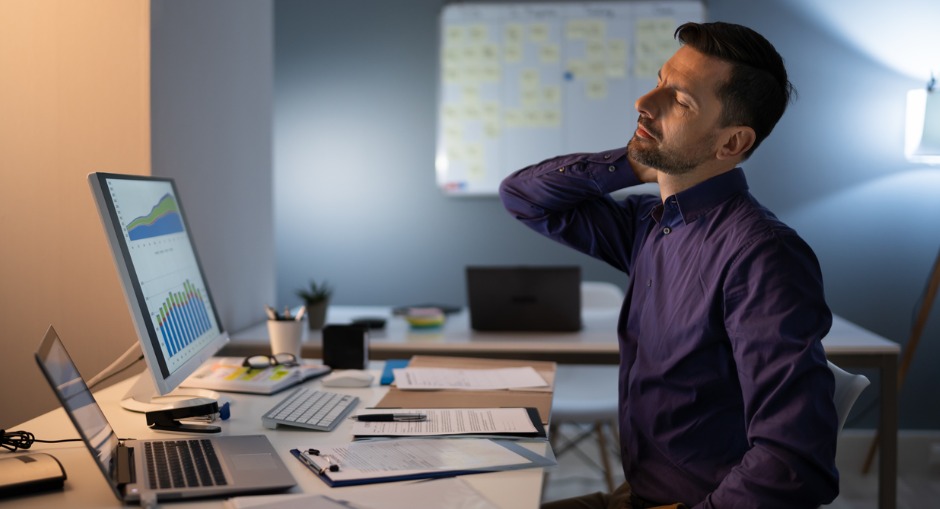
[{"left": 267, "top": 320, "right": 304, "bottom": 359}]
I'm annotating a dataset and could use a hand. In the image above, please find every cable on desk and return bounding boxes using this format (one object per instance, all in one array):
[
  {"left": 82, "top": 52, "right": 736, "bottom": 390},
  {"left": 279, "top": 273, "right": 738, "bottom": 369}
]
[{"left": 1, "top": 429, "right": 83, "bottom": 452}]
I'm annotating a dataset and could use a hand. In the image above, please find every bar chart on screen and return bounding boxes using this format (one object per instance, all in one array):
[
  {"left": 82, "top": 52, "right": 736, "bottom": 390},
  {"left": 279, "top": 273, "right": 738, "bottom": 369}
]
[{"left": 155, "top": 279, "right": 213, "bottom": 356}]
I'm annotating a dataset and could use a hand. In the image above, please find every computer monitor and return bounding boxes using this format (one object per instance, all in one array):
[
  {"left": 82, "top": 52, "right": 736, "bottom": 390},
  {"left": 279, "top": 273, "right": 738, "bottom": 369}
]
[{"left": 88, "top": 172, "right": 229, "bottom": 412}]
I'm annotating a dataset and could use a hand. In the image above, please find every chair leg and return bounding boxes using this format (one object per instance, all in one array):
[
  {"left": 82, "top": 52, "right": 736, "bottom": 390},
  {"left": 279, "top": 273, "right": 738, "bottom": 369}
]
[
  {"left": 595, "top": 422, "right": 615, "bottom": 492},
  {"left": 543, "top": 423, "right": 558, "bottom": 498}
]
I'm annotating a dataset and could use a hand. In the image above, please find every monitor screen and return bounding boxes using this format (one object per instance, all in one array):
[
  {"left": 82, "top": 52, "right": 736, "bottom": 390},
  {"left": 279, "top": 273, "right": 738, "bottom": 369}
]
[{"left": 88, "top": 173, "right": 228, "bottom": 399}]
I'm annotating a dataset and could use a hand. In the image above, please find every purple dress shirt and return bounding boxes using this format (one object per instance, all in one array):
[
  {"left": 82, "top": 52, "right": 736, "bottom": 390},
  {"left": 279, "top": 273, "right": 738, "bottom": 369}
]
[{"left": 500, "top": 148, "right": 839, "bottom": 508}]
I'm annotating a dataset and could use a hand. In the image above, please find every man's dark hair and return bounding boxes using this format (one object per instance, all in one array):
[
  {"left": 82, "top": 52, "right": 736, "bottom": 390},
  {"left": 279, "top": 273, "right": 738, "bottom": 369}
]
[{"left": 675, "top": 22, "right": 794, "bottom": 158}]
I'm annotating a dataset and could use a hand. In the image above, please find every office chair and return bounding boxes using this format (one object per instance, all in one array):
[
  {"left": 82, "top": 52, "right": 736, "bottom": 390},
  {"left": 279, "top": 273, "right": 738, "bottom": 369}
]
[
  {"left": 828, "top": 360, "right": 870, "bottom": 434},
  {"left": 547, "top": 282, "right": 624, "bottom": 493}
]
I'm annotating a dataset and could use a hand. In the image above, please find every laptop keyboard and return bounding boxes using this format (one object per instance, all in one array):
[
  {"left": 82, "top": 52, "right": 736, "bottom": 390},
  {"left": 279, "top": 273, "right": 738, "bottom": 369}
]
[
  {"left": 145, "top": 439, "right": 227, "bottom": 489},
  {"left": 261, "top": 387, "right": 359, "bottom": 431}
]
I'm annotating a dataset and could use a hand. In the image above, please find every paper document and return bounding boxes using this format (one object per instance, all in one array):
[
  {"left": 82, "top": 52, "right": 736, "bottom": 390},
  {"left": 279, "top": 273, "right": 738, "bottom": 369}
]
[
  {"left": 352, "top": 408, "right": 538, "bottom": 437},
  {"left": 224, "top": 494, "right": 362, "bottom": 509},
  {"left": 392, "top": 366, "right": 548, "bottom": 390},
  {"left": 291, "top": 437, "right": 554, "bottom": 486},
  {"left": 225, "top": 477, "right": 499, "bottom": 509}
]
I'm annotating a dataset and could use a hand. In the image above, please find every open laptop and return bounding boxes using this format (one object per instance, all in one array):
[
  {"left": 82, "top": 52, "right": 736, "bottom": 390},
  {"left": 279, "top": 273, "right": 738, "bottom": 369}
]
[
  {"left": 34, "top": 325, "right": 296, "bottom": 505},
  {"left": 466, "top": 266, "right": 581, "bottom": 332}
]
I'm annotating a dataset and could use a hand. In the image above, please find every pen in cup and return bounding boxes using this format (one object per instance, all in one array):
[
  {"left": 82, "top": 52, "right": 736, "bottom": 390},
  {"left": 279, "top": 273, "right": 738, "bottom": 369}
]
[{"left": 264, "top": 305, "right": 279, "bottom": 320}]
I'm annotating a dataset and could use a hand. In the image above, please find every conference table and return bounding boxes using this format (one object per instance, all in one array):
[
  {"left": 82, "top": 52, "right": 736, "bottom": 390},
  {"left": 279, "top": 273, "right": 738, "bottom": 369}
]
[
  {"left": 9, "top": 362, "right": 547, "bottom": 508},
  {"left": 227, "top": 306, "right": 901, "bottom": 509}
]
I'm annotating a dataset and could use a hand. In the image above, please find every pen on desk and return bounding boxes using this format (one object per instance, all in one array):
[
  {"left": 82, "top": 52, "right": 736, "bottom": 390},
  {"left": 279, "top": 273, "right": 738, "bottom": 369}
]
[{"left": 355, "top": 413, "right": 427, "bottom": 422}]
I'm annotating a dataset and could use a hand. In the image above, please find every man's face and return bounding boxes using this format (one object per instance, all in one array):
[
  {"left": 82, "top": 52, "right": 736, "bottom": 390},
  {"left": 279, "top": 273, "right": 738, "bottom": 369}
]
[{"left": 627, "top": 45, "right": 731, "bottom": 176}]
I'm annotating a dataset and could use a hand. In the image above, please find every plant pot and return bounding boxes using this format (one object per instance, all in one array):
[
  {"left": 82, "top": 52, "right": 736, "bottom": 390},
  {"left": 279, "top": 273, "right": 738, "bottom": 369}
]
[{"left": 305, "top": 300, "right": 329, "bottom": 330}]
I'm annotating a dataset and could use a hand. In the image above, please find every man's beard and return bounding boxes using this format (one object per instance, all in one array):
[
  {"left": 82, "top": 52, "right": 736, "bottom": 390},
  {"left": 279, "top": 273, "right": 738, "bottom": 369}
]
[{"left": 627, "top": 120, "right": 717, "bottom": 176}]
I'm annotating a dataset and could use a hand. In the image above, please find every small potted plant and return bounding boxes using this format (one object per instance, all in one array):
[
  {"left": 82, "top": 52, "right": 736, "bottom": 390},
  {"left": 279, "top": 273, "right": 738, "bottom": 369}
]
[{"left": 296, "top": 279, "right": 332, "bottom": 330}]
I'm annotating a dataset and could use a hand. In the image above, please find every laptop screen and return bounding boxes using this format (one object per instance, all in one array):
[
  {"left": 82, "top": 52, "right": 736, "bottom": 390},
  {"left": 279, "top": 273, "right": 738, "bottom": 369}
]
[
  {"left": 35, "top": 326, "right": 121, "bottom": 494},
  {"left": 466, "top": 266, "right": 581, "bottom": 331}
]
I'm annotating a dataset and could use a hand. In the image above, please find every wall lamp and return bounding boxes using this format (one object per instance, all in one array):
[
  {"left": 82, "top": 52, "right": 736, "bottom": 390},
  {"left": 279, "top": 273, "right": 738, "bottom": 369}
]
[{"left": 905, "top": 75, "right": 940, "bottom": 164}]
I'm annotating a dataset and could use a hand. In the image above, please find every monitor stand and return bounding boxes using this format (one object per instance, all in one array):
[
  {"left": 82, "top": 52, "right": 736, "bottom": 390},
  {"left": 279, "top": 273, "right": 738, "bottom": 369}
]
[
  {"left": 122, "top": 374, "right": 227, "bottom": 433},
  {"left": 120, "top": 373, "right": 221, "bottom": 412}
]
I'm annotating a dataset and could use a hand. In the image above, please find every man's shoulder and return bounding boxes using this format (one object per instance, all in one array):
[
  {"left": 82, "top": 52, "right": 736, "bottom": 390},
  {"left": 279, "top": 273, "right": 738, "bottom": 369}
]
[{"left": 712, "top": 193, "right": 812, "bottom": 254}]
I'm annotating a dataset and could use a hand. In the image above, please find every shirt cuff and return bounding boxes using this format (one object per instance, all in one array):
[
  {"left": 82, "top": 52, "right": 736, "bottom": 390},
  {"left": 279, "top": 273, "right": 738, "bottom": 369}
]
[{"left": 580, "top": 147, "right": 639, "bottom": 193}]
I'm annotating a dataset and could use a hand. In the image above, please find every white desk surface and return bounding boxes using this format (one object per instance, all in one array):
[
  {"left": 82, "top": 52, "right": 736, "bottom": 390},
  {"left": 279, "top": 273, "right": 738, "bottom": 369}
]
[
  {"left": 229, "top": 306, "right": 899, "bottom": 358},
  {"left": 229, "top": 307, "right": 901, "bottom": 509},
  {"left": 9, "top": 365, "right": 547, "bottom": 508}
]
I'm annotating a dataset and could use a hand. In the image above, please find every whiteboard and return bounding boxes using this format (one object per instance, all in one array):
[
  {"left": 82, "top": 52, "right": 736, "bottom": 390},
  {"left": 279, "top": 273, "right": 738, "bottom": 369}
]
[{"left": 435, "top": 1, "right": 705, "bottom": 195}]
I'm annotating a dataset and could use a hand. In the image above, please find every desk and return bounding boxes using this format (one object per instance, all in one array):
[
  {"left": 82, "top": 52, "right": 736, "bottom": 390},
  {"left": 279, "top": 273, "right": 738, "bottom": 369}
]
[
  {"left": 8, "top": 365, "right": 547, "bottom": 508},
  {"left": 228, "top": 307, "right": 900, "bottom": 509},
  {"left": 226, "top": 306, "right": 622, "bottom": 364}
]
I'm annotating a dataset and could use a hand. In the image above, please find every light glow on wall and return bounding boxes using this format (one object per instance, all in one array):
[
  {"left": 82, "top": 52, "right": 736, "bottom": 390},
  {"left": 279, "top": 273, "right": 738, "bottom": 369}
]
[{"left": 905, "top": 88, "right": 940, "bottom": 165}]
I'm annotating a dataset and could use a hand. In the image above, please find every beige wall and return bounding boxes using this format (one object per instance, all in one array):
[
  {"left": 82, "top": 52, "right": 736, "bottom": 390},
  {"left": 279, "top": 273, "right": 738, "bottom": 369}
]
[{"left": 0, "top": 0, "right": 151, "bottom": 427}]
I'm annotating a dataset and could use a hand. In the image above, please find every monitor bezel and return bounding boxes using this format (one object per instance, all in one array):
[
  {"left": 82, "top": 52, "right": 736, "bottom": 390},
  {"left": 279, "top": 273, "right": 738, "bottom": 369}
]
[{"left": 88, "top": 172, "right": 229, "bottom": 397}]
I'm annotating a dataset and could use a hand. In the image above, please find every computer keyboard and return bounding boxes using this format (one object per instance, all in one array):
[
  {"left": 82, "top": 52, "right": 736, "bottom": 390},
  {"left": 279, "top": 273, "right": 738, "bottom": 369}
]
[
  {"left": 261, "top": 386, "right": 359, "bottom": 431},
  {"left": 144, "top": 439, "right": 227, "bottom": 489}
]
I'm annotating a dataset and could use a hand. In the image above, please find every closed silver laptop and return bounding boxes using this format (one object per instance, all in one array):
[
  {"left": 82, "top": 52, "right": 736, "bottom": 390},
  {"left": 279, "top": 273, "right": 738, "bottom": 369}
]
[{"left": 34, "top": 326, "right": 296, "bottom": 505}]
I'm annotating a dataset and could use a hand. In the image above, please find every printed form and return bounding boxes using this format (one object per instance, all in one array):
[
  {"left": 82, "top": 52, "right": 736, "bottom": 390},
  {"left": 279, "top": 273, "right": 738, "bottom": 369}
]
[
  {"left": 352, "top": 408, "right": 538, "bottom": 437},
  {"left": 391, "top": 366, "right": 548, "bottom": 390}
]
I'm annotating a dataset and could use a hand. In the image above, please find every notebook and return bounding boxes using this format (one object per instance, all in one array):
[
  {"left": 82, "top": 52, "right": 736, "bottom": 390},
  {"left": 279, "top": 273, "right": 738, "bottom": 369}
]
[
  {"left": 465, "top": 266, "right": 581, "bottom": 331},
  {"left": 34, "top": 325, "right": 296, "bottom": 505}
]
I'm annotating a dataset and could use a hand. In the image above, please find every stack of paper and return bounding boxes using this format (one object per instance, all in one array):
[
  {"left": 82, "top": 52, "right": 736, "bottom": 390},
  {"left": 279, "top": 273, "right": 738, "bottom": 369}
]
[
  {"left": 391, "top": 366, "right": 549, "bottom": 390},
  {"left": 375, "top": 356, "right": 557, "bottom": 426}
]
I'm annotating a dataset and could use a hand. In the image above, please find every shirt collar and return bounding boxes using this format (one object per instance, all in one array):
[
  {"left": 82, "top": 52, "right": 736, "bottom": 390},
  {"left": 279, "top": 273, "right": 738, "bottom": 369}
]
[{"left": 651, "top": 168, "right": 749, "bottom": 224}]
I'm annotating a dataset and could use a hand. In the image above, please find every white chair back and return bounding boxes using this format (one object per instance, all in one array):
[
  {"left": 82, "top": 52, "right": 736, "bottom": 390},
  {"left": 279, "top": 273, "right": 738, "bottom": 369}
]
[{"left": 828, "top": 360, "right": 870, "bottom": 433}]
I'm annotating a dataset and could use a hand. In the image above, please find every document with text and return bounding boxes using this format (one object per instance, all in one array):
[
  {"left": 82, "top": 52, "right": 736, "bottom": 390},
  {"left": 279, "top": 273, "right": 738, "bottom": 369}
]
[
  {"left": 392, "top": 366, "right": 548, "bottom": 390},
  {"left": 352, "top": 408, "right": 541, "bottom": 438}
]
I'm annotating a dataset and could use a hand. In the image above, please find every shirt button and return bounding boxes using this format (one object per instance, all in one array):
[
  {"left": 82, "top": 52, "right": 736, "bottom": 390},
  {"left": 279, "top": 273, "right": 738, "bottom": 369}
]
[
  {"left": 608, "top": 165, "right": 616, "bottom": 172},
  {"left": 663, "top": 227, "right": 671, "bottom": 235},
  {"left": 558, "top": 167, "right": 565, "bottom": 172}
]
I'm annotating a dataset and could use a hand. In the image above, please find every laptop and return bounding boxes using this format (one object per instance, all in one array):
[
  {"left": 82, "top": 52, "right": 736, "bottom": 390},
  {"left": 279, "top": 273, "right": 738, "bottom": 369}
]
[
  {"left": 466, "top": 266, "right": 581, "bottom": 332},
  {"left": 34, "top": 325, "right": 296, "bottom": 505}
]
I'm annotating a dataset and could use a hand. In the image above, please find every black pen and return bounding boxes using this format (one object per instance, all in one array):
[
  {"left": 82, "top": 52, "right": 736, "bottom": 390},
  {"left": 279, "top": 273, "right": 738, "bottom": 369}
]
[{"left": 356, "top": 413, "right": 427, "bottom": 422}]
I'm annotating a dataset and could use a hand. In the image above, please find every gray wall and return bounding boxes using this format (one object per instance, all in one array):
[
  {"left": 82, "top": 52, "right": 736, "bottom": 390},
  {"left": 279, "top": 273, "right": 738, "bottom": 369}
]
[
  {"left": 273, "top": 0, "right": 625, "bottom": 311},
  {"left": 273, "top": 0, "right": 940, "bottom": 430},
  {"left": 152, "top": 0, "right": 275, "bottom": 332}
]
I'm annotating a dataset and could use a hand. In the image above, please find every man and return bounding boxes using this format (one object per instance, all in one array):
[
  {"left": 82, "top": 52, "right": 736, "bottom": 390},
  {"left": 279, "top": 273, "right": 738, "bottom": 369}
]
[{"left": 500, "top": 22, "right": 839, "bottom": 508}]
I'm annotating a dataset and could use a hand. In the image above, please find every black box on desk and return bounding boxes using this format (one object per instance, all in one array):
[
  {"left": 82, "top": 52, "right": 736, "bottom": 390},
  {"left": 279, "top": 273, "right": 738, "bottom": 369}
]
[{"left": 322, "top": 324, "right": 369, "bottom": 369}]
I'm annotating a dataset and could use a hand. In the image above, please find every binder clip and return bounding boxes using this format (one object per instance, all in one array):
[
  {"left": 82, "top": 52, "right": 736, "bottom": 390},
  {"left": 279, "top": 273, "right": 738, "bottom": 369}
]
[{"left": 145, "top": 399, "right": 229, "bottom": 434}]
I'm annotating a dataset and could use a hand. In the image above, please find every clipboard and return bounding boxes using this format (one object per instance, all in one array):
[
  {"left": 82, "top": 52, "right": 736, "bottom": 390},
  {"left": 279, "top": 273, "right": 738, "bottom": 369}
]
[
  {"left": 374, "top": 356, "right": 556, "bottom": 425},
  {"left": 290, "top": 438, "right": 555, "bottom": 487}
]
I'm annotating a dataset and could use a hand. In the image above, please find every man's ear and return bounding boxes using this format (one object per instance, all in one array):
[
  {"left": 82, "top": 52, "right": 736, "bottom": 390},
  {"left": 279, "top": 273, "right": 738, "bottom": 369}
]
[{"left": 716, "top": 126, "right": 756, "bottom": 160}]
